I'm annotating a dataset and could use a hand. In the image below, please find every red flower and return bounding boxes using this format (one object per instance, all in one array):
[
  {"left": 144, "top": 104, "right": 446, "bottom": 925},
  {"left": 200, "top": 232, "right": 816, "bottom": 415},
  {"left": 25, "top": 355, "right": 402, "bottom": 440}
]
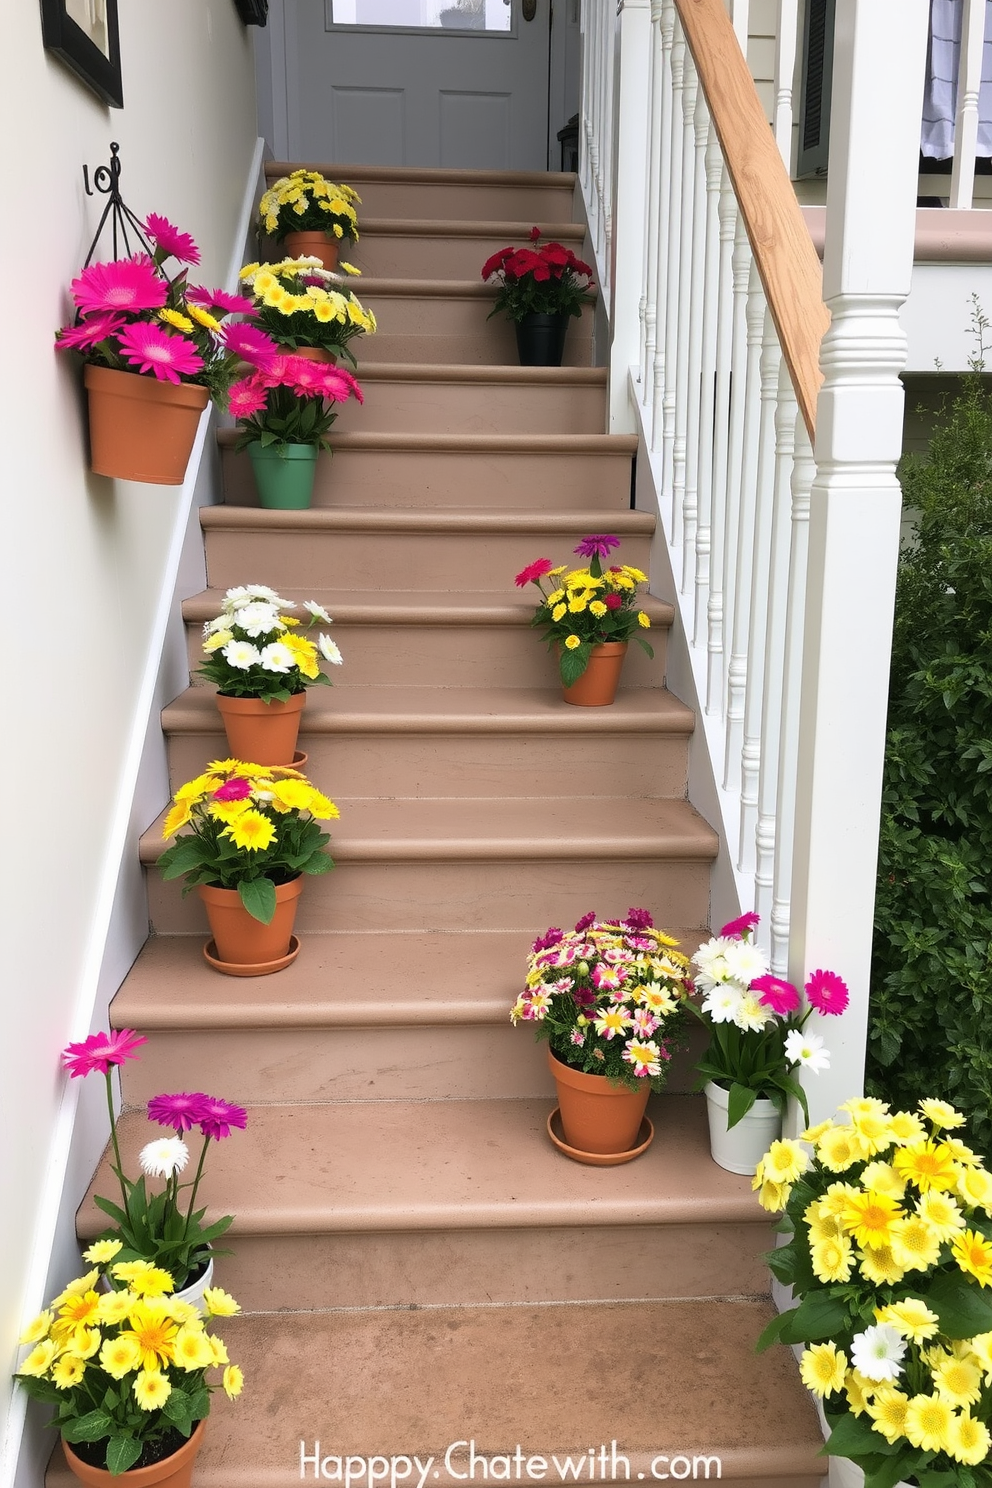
[
  {"left": 481, "top": 247, "right": 514, "bottom": 280},
  {"left": 514, "top": 557, "right": 554, "bottom": 587},
  {"left": 604, "top": 593, "right": 623, "bottom": 610}
]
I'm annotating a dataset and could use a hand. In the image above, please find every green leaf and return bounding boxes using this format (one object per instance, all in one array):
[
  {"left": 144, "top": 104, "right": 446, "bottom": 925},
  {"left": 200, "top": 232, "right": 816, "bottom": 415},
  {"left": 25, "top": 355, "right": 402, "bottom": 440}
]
[
  {"left": 559, "top": 643, "right": 591, "bottom": 688},
  {"left": 106, "top": 1435, "right": 142, "bottom": 1476},
  {"left": 754, "top": 1307, "right": 797, "bottom": 1353},
  {"left": 926, "top": 1268, "right": 992, "bottom": 1338},
  {"left": 62, "top": 1411, "right": 114, "bottom": 1443},
  {"left": 822, "top": 1410, "right": 896, "bottom": 1459},
  {"left": 726, "top": 1082, "right": 758, "bottom": 1128},
  {"left": 778, "top": 1291, "right": 851, "bottom": 1345},
  {"left": 238, "top": 876, "right": 276, "bottom": 924}
]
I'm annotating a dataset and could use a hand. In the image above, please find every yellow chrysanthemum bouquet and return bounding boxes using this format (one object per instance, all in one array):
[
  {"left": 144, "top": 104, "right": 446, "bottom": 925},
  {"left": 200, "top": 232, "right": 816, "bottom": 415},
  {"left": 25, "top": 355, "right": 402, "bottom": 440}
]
[
  {"left": 756, "top": 1098, "right": 992, "bottom": 1485},
  {"left": 15, "top": 1247, "right": 243, "bottom": 1476},
  {"left": 159, "top": 760, "right": 338, "bottom": 925},
  {"left": 239, "top": 258, "right": 376, "bottom": 367},
  {"left": 258, "top": 170, "right": 361, "bottom": 246}
]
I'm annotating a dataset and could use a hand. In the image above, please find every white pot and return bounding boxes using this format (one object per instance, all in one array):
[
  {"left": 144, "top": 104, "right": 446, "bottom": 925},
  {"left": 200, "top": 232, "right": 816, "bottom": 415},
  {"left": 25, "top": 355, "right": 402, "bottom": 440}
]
[
  {"left": 828, "top": 1457, "right": 912, "bottom": 1488},
  {"left": 173, "top": 1253, "right": 214, "bottom": 1313},
  {"left": 703, "top": 1080, "right": 782, "bottom": 1175}
]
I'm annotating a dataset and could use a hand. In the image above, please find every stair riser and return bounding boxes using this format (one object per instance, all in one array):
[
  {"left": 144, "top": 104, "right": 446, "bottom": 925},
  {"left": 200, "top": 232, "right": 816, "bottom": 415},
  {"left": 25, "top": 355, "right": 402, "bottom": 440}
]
[
  {"left": 146, "top": 858, "right": 713, "bottom": 934},
  {"left": 208, "top": 1221, "right": 772, "bottom": 1312},
  {"left": 202, "top": 527, "right": 649, "bottom": 593},
  {"left": 220, "top": 446, "right": 632, "bottom": 510},
  {"left": 351, "top": 233, "right": 585, "bottom": 281},
  {"left": 165, "top": 729, "right": 689, "bottom": 800},
  {"left": 186, "top": 625, "right": 667, "bottom": 689},
  {"left": 120, "top": 1021, "right": 703, "bottom": 1105},
  {"left": 333, "top": 378, "right": 605, "bottom": 435},
  {"left": 280, "top": 180, "right": 577, "bottom": 220},
  {"left": 355, "top": 297, "right": 593, "bottom": 366}
]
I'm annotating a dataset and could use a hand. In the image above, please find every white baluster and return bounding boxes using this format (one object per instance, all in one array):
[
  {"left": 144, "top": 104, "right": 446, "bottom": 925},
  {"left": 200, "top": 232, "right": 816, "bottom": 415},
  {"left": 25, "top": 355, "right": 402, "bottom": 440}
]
[
  {"left": 755, "top": 362, "right": 799, "bottom": 934},
  {"left": 680, "top": 84, "right": 711, "bottom": 593},
  {"left": 650, "top": 0, "right": 677, "bottom": 456},
  {"left": 723, "top": 258, "right": 764, "bottom": 799},
  {"left": 770, "top": 415, "right": 813, "bottom": 976},
  {"left": 774, "top": 0, "right": 801, "bottom": 167},
  {"left": 672, "top": 54, "right": 698, "bottom": 545},
  {"left": 951, "top": 0, "right": 986, "bottom": 208},
  {"left": 610, "top": 0, "right": 653, "bottom": 431},
  {"left": 694, "top": 123, "right": 723, "bottom": 646},
  {"left": 705, "top": 175, "right": 738, "bottom": 714},
  {"left": 730, "top": 0, "right": 750, "bottom": 50},
  {"left": 601, "top": 0, "right": 616, "bottom": 291},
  {"left": 657, "top": 16, "right": 685, "bottom": 485},
  {"left": 639, "top": 0, "right": 666, "bottom": 400},
  {"left": 719, "top": 215, "right": 753, "bottom": 718},
  {"left": 738, "top": 309, "right": 782, "bottom": 876}
]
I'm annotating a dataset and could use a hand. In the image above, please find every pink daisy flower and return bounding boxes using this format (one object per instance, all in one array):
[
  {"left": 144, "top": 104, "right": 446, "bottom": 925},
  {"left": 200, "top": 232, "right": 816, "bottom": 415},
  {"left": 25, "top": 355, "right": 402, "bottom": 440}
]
[
  {"left": 145, "top": 213, "right": 201, "bottom": 265},
  {"left": 719, "top": 911, "right": 760, "bottom": 939},
  {"left": 591, "top": 963, "right": 624, "bottom": 991},
  {"left": 187, "top": 285, "right": 256, "bottom": 315},
  {"left": 228, "top": 376, "right": 269, "bottom": 419},
  {"left": 514, "top": 558, "right": 554, "bottom": 588},
  {"left": 531, "top": 927, "right": 562, "bottom": 953},
  {"left": 751, "top": 974, "right": 800, "bottom": 1016},
  {"left": 569, "top": 1030, "right": 585, "bottom": 1046},
  {"left": 805, "top": 968, "right": 850, "bottom": 1016},
  {"left": 624, "top": 907, "right": 654, "bottom": 930},
  {"left": 223, "top": 323, "right": 280, "bottom": 366},
  {"left": 62, "top": 1029, "right": 147, "bottom": 1078},
  {"left": 574, "top": 534, "right": 621, "bottom": 560},
  {"left": 213, "top": 777, "right": 253, "bottom": 801},
  {"left": 147, "top": 1092, "right": 209, "bottom": 1132},
  {"left": 574, "top": 911, "right": 596, "bottom": 933},
  {"left": 117, "top": 322, "right": 204, "bottom": 384},
  {"left": 632, "top": 1008, "right": 660, "bottom": 1037},
  {"left": 315, "top": 365, "right": 363, "bottom": 404},
  {"left": 196, "top": 1096, "right": 248, "bottom": 1140},
  {"left": 71, "top": 255, "right": 167, "bottom": 316},
  {"left": 56, "top": 311, "right": 127, "bottom": 352}
]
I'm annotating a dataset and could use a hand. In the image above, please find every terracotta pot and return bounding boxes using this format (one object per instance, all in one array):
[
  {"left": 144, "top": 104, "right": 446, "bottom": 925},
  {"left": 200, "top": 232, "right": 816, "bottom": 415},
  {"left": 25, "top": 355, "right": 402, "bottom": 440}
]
[
  {"left": 215, "top": 691, "right": 306, "bottom": 766},
  {"left": 84, "top": 365, "right": 209, "bottom": 485},
  {"left": 703, "top": 1080, "right": 782, "bottom": 1176},
  {"left": 288, "top": 345, "right": 338, "bottom": 363},
  {"left": 548, "top": 1049, "right": 650, "bottom": 1155},
  {"left": 198, "top": 876, "right": 303, "bottom": 967},
  {"left": 561, "top": 641, "right": 628, "bottom": 707},
  {"left": 283, "top": 231, "right": 344, "bottom": 270},
  {"left": 62, "top": 1420, "right": 205, "bottom": 1488}
]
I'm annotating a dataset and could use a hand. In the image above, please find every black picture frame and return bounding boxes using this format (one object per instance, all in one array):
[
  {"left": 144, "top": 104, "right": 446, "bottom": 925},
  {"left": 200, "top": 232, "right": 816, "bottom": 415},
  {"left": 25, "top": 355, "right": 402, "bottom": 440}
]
[
  {"left": 40, "top": 0, "right": 123, "bottom": 109},
  {"left": 234, "top": 0, "right": 268, "bottom": 23}
]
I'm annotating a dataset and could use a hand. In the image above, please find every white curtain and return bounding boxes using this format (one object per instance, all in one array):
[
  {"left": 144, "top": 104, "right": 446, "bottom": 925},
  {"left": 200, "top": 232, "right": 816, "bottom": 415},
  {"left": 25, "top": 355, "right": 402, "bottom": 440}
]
[{"left": 921, "top": 0, "right": 992, "bottom": 157}]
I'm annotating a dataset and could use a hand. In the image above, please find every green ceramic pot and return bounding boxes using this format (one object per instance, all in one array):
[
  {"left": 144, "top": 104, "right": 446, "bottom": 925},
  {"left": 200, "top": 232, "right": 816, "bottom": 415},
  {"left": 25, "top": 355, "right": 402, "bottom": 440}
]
[{"left": 247, "top": 442, "right": 319, "bottom": 509}]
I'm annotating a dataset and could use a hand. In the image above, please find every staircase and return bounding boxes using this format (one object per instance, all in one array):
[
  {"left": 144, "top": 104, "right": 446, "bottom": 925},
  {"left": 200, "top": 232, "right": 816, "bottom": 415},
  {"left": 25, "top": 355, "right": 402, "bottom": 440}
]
[{"left": 55, "top": 166, "right": 825, "bottom": 1487}]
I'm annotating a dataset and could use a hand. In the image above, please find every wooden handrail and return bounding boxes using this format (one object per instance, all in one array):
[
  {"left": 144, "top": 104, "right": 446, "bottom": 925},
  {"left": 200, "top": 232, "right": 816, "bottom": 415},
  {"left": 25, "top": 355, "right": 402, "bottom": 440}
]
[{"left": 675, "top": 0, "right": 830, "bottom": 440}]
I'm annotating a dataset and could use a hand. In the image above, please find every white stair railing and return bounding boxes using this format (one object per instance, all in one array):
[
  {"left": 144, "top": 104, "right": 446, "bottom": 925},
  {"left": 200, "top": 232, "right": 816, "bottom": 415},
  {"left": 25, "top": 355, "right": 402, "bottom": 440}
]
[{"left": 583, "top": 0, "right": 930, "bottom": 1116}]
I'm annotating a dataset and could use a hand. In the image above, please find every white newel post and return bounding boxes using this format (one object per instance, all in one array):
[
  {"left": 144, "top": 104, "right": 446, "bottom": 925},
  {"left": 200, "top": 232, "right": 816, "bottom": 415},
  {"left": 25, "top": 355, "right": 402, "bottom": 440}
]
[
  {"left": 609, "top": 0, "right": 653, "bottom": 433},
  {"left": 788, "top": 0, "right": 929, "bottom": 1125}
]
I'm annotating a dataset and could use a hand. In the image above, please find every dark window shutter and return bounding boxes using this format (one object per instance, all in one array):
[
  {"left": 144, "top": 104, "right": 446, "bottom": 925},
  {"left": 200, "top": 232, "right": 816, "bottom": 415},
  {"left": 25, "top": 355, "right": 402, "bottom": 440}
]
[{"left": 797, "top": 0, "right": 835, "bottom": 177}]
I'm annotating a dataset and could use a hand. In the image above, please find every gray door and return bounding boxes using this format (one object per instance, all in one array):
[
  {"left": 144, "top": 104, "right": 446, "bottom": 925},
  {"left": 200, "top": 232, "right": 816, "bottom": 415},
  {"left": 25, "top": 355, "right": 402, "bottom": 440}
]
[{"left": 276, "top": 0, "right": 552, "bottom": 169}]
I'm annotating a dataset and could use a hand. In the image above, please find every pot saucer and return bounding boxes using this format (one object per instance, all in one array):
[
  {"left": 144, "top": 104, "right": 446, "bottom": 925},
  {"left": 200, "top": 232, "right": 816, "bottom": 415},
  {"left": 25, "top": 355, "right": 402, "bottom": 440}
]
[
  {"left": 203, "top": 934, "right": 301, "bottom": 977},
  {"left": 289, "top": 750, "right": 309, "bottom": 769},
  {"left": 546, "top": 1107, "right": 654, "bottom": 1166}
]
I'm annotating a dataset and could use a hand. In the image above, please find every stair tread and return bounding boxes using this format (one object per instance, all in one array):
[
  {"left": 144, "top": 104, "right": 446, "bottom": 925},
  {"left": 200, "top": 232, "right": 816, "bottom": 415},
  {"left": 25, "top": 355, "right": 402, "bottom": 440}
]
[
  {"left": 337, "top": 275, "right": 597, "bottom": 299},
  {"left": 199, "top": 505, "right": 650, "bottom": 531},
  {"left": 48, "top": 1299, "right": 824, "bottom": 1487},
  {"left": 266, "top": 162, "right": 577, "bottom": 187},
  {"left": 80, "top": 1096, "right": 765, "bottom": 1236},
  {"left": 113, "top": 928, "right": 707, "bottom": 1029},
  {"left": 141, "top": 795, "right": 719, "bottom": 864},
  {"left": 183, "top": 589, "right": 674, "bottom": 627},
  {"left": 164, "top": 685, "right": 694, "bottom": 735},
  {"left": 356, "top": 218, "right": 587, "bottom": 238}
]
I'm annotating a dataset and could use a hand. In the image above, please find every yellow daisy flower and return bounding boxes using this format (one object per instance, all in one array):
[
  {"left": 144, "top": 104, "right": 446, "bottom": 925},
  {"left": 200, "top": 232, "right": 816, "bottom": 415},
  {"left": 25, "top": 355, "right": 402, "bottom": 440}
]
[
  {"left": 208, "top": 1333, "right": 230, "bottom": 1366},
  {"left": 52, "top": 1355, "right": 86, "bottom": 1390},
  {"left": 18, "top": 1339, "right": 58, "bottom": 1377},
  {"left": 97, "top": 1291, "right": 135, "bottom": 1326},
  {"left": 859, "top": 1161, "right": 905, "bottom": 1198},
  {"left": 187, "top": 303, "right": 222, "bottom": 333},
  {"left": 844, "top": 1369, "right": 876, "bottom": 1417},
  {"left": 552, "top": 603, "right": 567, "bottom": 622},
  {"left": 858, "top": 1243, "right": 907, "bottom": 1286},
  {"left": 756, "top": 1178, "right": 790, "bottom": 1212},
  {"left": 866, "top": 1386, "right": 911, "bottom": 1445},
  {"left": 917, "top": 1189, "right": 965, "bottom": 1242},
  {"left": 890, "top": 1214, "right": 943, "bottom": 1272},
  {"left": 888, "top": 1110, "right": 926, "bottom": 1143},
  {"left": 203, "top": 1286, "right": 241, "bottom": 1317},
  {"left": 799, "top": 1343, "right": 847, "bottom": 1397},
  {"left": 919, "top": 1098, "right": 967, "bottom": 1130},
  {"left": 223, "top": 1364, "right": 245, "bottom": 1399},
  {"left": 874, "top": 1299, "right": 939, "bottom": 1344},
  {"left": 842, "top": 1189, "right": 901, "bottom": 1249},
  {"left": 133, "top": 1369, "right": 172, "bottom": 1412},
  {"left": 952, "top": 1229, "right": 992, "bottom": 1286},
  {"left": 811, "top": 1235, "right": 855, "bottom": 1283},
  {"left": 903, "top": 1392, "right": 954, "bottom": 1453},
  {"left": 947, "top": 1413, "right": 991, "bottom": 1467},
  {"left": 893, "top": 1140, "right": 959, "bottom": 1193},
  {"left": 762, "top": 1139, "right": 810, "bottom": 1185},
  {"left": 931, "top": 1352, "right": 982, "bottom": 1406},
  {"left": 159, "top": 308, "right": 194, "bottom": 332},
  {"left": 222, "top": 810, "right": 276, "bottom": 852},
  {"left": 958, "top": 1164, "right": 992, "bottom": 1211},
  {"left": 172, "top": 1325, "right": 215, "bottom": 1371},
  {"left": 637, "top": 612, "right": 651, "bottom": 628},
  {"left": 82, "top": 1239, "right": 124, "bottom": 1265},
  {"left": 18, "top": 1311, "right": 53, "bottom": 1345},
  {"left": 99, "top": 1333, "right": 143, "bottom": 1380},
  {"left": 817, "top": 1125, "right": 870, "bottom": 1172}
]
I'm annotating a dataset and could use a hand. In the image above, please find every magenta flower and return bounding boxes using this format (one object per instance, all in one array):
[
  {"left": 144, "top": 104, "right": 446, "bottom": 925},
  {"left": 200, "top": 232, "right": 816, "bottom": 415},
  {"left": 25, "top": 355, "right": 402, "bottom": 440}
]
[
  {"left": 222, "top": 323, "right": 280, "bottom": 366},
  {"left": 514, "top": 558, "right": 554, "bottom": 588},
  {"left": 187, "top": 285, "right": 256, "bottom": 315},
  {"left": 805, "top": 968, "right": 850, "bottom": 1016},
  {"left": 531, "top": 926, "right": 562, "bottom": 953},
  {"left": 719, "top": 911, "right": 761, "bottom": 940},
  {"left": 604, "top": 593, "right": 623, "bottom": 610},
  {"left": 574, "top": 534, "right": 621, "bottom": 560},
  {"left": 213, "top": 776, "right": 253, "bottom": 802},
  {"left": 574, "top": 911, "right": 596, "bottom": 933},
  {"left": 147, "top": 1092, "right": 209, "bottom": 1132},
  {"left": 624, "top": 907, "right": 654, "bottom": 930},
  {"left": 62, "top": 1029, "right": 147, "bottom": 1078},
  {"left": 197, "top": 1096, "right": 248, "bottom": 1140},
  {"left": 592, "top": 963, "right": 625, "bottom": 990},
  {"left": 55, "top": 311, "right": 127, "bottom": 352},
  {"left": 117, "top": 322, "right": 204, "bottom": 383},
  {"left": 145, "top": 213, "right": 201, "bottom": 265},
  {"left": 71, "top": 255, "right": 168, "bottom": 316},
  {"left": 752, "top": 975, "right": 800, "bottom": 1016},
  {"left": 228, "top": 376, "right": 269, "bottom": 419},
  {"left": 569, "top": 1029, "right": 585, "bottom": 1046}
]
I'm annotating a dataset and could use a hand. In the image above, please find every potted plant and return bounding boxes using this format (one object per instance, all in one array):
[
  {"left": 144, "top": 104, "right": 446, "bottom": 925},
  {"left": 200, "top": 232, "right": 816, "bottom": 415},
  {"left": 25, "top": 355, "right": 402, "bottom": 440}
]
[
  {"left": 56, "top": 214, "right": 263, "bottom": 485},
  {"left": 158, "top": 759, "right": 338, "bottom": 976},
  {"left": 238, "top": 257, "right": 376, "bottom": 367},
  {"left": 687, "top": 911, "right": 849, "bottom": 1174},
  {"left": 512, "top": 908, "right": 689, "bottom": 1163},
  {"left": 60, "top": 1029, "right": 247, "bottom": 1300},
  {"left": 257, "top": 170, "right": 361, "bottom": 270},
  {"left": 14, "top": 1243, "right": 243, "bottom": 1483},
  {"left": 198, "top": 585, "right": 343, "bottom": 765},
  {"left": 514, "top": 535, "right": 654, "bottom": 705},
  {"left": 229, "top": 344, "right": 363, "bottom": 509},
  {"left": 481, "top": 227, "right": 594, "bottom": 366},
  {"left": 756, "top": 1098, "right": 992, "bottom": 1487}
]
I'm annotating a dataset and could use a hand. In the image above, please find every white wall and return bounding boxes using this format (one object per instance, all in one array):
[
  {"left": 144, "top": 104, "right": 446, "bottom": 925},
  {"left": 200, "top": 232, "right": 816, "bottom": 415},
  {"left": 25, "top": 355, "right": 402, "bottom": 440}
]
[{"left": 0, "top": 3, "right": 258, "bottom": 1484}]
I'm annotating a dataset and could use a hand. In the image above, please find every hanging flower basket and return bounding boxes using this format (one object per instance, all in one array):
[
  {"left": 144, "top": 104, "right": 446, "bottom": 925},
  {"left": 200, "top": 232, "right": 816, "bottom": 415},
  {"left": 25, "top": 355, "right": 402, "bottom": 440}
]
[{"left": 84, "top": 365, "right": 209, "bottom": 484}]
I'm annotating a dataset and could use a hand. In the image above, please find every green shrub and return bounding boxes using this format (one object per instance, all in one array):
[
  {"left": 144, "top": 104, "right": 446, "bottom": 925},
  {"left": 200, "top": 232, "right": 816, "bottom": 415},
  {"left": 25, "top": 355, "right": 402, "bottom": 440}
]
[{"left": 867, "top": 336, "right": 992, "bottom": 1151}]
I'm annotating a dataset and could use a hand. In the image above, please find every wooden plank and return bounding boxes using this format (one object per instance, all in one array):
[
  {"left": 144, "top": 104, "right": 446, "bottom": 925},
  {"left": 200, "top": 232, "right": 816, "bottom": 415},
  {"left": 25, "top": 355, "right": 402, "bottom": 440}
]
[{"left": 675, "top": 0, "right": 830, "bottom": 439}]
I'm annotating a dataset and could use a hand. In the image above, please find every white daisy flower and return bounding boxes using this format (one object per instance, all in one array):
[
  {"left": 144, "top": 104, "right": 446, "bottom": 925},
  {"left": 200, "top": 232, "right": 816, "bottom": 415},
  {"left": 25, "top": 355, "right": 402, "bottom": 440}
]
[
  {"left": 235, "top": 602, "right": 284, "bottom": 638},
  {"left": 318, "top": 635, "right": 343, "bottom": 665},
  {"left": 259, "top": 642, "right": 295, "bottom": 672},
  {"left": 849, "top": 1325, "right": 906, "bottom": 1383},
  {"left": 303, "top": 600, "right": 333, "bottom": 623},
  {"left": 784, "top": 1029, "right": 831, "bottom": 1072},
  {"left": 222, "top": 641, "right": 261, "bottom": 669},
  {"left": 734, "top": 992, "right": 772, "bottom": 1033},
  {"left": 700, "top": 984, "right": 745, "bottom": 1024},
  {"left": 139, "top": 1137, "right": 189, "bottom": 1179},
  {"left": 722, "top": 940, "right": 770, "bottom": 985}
]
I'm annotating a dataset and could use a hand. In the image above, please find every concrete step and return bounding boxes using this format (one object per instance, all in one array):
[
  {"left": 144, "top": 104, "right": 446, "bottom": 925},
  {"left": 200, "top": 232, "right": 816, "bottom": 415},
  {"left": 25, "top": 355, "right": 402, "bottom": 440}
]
[
  {"left": 332, "top": 364, "right": 607, "bottom": 436},
  {"left": 350, "top": 279, "right": 594, "bottom": 366},
  {"left": 112, "top": 930, "right": 708, "bottom": 1106},
  {"left": 49, "top": 1298, "right": 826, "bottom": 1487},
  {"left": 78, "top": 1097, "right": 772, "bottom": 1310},
  {"left": 183, "top": 589, "right": 672, "bottom": 688},
  {"left": 342, "top": 219, "right": 589, "bottom": 281},
  {"left": 141, "top": 794, "right": 719, "bottom": 934},
  {"left": 162, "top": 686, "right": 694, "bottom": 799},
  {"left": 263, "top": 161, "right": 579, "bottom": 224},
  {"left": 217, "top": 431, "right": 635, "bottom": 512},
  {"left": 199, "top": 506, "right": 652, "bottom": 594}
]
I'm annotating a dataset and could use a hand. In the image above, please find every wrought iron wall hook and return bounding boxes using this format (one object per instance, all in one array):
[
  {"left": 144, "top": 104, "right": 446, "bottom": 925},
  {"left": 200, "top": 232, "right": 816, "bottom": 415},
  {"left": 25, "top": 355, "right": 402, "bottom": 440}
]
[{"left": 81, "top": 142, "right": 153, "bottom": 268}]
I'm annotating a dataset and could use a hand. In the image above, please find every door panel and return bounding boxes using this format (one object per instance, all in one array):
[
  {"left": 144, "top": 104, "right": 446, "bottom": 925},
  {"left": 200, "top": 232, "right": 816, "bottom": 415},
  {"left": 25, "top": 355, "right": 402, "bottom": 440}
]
[{"left": 284, "top": 0, "right": 551, "bottom": 169}]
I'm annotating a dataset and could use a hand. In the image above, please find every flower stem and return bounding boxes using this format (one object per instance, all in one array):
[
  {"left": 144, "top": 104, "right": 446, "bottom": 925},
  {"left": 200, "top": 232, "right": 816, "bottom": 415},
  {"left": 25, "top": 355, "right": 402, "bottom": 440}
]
[
  {"left": 182, "top": 1134, "right": 211, "bottom": 1240},
  {"left": 105, "top": 1070, "right": 128, "bottom": 1211}
]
